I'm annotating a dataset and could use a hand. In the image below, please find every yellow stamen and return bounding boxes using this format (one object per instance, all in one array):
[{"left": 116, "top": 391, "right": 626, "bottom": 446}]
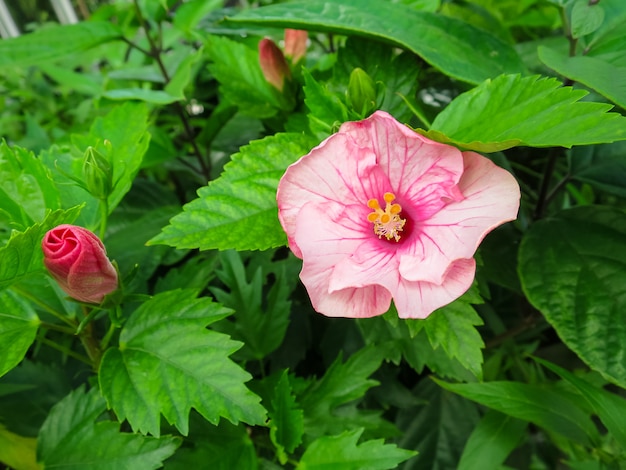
[{"left": 366, "top": 192, "right": 406, "bottom": 242}]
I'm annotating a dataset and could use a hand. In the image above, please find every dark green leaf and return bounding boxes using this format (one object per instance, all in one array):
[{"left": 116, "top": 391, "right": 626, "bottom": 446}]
[
  {"left": 569, "top": 142, "right": 626, "bottom": 198},
  {"left": 396, "top": 379, "right": 479, "bottom": 470},
  {"left": 269, "top": 371, "right": 304, "bottom": 463},
  {"left": 98, "top": 290, "right": 266, "bottom": 436},
  {"left": 303, "top": 68, "right": 349, "bottom": 138},
  {"left": 228, "top": 0, "right": 526, "bottom": 84},
  {"left": 149, "top": 133, "right": 317, "bottom": 251},
  {"left": 534, "top": 357, "right": 626, "bottom": 451},
  {"left": 297, "top": 428, "right": 415, "bottom": 470},
  {"left": 0, "top": 22, "right": 121, "bottom": 68},
  {"left": 103, "top": 89, "right": 181, "bottom": 104},
  {"left": 519, "top": 206, "right": 626, "bottom": 388},
  {"left": 457, "top": 410, "right": 527, "bottom": 470},
  {"left": 570, "top": 0, "right": 605, "bottom": 39},
  {"left": 434, "top": 378, "right": 600, "bottom": 446},
  {"left": 0, "top": 292, "right": 40, "bottom": 379},
  {"left": 37, "top": 386, "right": 180, "bottom": 469}
]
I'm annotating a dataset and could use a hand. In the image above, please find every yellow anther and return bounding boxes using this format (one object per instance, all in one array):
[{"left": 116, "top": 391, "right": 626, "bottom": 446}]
[{"left": 366, "top": 192, "right": 406, "bottom": 242}]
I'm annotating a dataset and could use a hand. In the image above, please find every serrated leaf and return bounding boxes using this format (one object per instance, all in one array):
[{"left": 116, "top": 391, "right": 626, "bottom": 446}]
[
  {"left": 297, "top": 428, "right": 415, "bottom": 470},
  {"left": 0, "top": 206, "right": 81, "bottom": 290},
  {"left": 269, "top": 371, "right": 304, "bottom": 463},
  {"left": 422, "top": 295, "right": 484, "bottom": 378},
  {"left": 206, "top": 35, "right": 284, "bottom": 118},
  {"left": 0, "top": 291, "right": 40, "bottom": 379},
  {"left": 396, "top": 379, "right": 479, "bottom": 470},
  {"left": 534, "top": 357, "right": 626, "bottom": 451},
  {"left": 37, "top": 386, "right": 180, "bottom": 469},
  {"left": 303, "top": 68, "right": 349, "bottom": 137},
  {"left": 457, "top": 410, "right": 527, "bottom": 470},
  {"left": 98, "top": 290, "right": 266, "bottom": 436},
  {"left": 210, "top": 251, "right": 294, "bottom": 360},
  {"left": 0, "top": 141, "right": 61, "bottom": 229},
  {"left": 434, "top": 378, "right": 600, "bottom": 446},
  {"left": 300, "top": 346, "right": 390, "bottom": 440},
  {"left": 419, "top": 74, "right": 626, "bottom": 151},
  {"left": 228, "top": 0, "right": 525, "bottom": 85},
  {"left": 539, "top": 46, "right": 626, "bottom": 109},
  {"left": 518, "top": 206, "right": 626, "bottom": 388},
  {"left": 0, "top": 22, "right": 121, "bottom": 69},
  {"left": 149, "top": 133, "right": 317, "bottom": 251}
]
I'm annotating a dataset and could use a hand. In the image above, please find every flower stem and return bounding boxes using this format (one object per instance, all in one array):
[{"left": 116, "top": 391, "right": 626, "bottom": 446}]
[
  {"left": 98, "top": 198, "right": 108, "bottom": 240},
  {"left": 37, "top": 334, "right": 92, "bottom": 365},
  {"left": 533, "top": 148, "right": 560, "bottom": 219}
]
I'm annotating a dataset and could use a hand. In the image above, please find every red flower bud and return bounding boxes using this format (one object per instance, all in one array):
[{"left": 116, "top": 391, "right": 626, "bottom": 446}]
[
  {"left": 284, "top": 29, "right": 308, "bottom": 64},
  {"left": 42, "top": 224, "right": 118, "bottom": 304},
  {"left": 259, "top": 38, "right": 291, "bottom": 91}
]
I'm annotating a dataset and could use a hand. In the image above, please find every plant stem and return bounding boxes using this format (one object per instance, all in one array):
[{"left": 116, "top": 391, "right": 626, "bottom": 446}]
[
  {"left": 37, "top": 336, "right": 92, "bottom": 365},
  {"left": 131, "top": 0, "right": 210, "bottom": 180},
  {"left": 40, "top": 321, "right": 76, "bottom": 335},
  {"left": 533, "top": 148, "right": 559, "bottom": 219},
  {"left": 11, "top": 285, "right": 75, "bottom": 327}
]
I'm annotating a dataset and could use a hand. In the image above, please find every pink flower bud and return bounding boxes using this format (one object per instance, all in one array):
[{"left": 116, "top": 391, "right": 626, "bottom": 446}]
[
  {"left": 259, "top": 38, "right": 291, "bottom": 91},
  {"left": 42, "top": 224, "right": 118, "bottom": 304},
  {"left": 284, "top": 29, "right": 308, "bottom": 64}
]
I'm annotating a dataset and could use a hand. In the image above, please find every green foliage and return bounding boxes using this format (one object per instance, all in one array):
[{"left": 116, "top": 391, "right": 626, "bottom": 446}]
[
  {"left": 434, "top": 378, "right": 601, "bottom": 446},
  {"left": 210, "top": 251, "right": 296, "bottom": 360},
  {"left": 519, "top": 206, "right": 626, "bottom": 388},
  {"left": 421, "top": 74, "right": 626, "bottom": 151},
  {"left": 37, "top": 386, "right": 180, "bottom": 469},
  {"left": 98, "top": 290, "right": 266, "bottom": 436},
  {"left": 0, "top": 291, "right": 40, "bottom": 378},
  {"left": 149, "top": 132, "right": 317, "bottom": 251},
  {"left": 268, "top": 371, "right": 304, "bottom": 463},
  {"left": 0, "top": 206, "right": 81, "bottom": 290},
  {"left": 229, "top": 0, "right": 526, "bottom": 84},
  {"left": 0, "top": 22, "right": 121, "bottom": 68},
  {"left": 297, "top": 428, "right": 416, "bottom": 470}
]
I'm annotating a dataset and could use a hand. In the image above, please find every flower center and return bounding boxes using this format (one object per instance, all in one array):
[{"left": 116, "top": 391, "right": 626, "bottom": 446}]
[{"left": 367, "top": 192, "right": 406, "bottom": 242}]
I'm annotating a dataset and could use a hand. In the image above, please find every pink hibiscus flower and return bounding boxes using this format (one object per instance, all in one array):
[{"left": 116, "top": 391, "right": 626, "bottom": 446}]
[{"left": 277, "top": 111, "right": 520, "bottom": 319}]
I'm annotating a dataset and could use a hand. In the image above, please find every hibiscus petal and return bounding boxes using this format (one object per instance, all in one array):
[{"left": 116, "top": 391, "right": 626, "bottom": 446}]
[
  {"left": 295, "top": 202, "right": 392, "bottom": 318},
  {"left": 393, "top": 258, "right": 476, "bottom": 319},
  {"left": 277, "top": 133, "right": 382, "bottom": 257},
  {"left": 399, "top": 151, "right": 520, "bottom": 284},
  {"left": 339, "top": 110, "right": 464, "bottom": 207}
]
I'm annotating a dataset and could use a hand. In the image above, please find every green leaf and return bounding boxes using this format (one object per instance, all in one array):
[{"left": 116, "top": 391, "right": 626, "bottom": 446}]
[
  {"left": 37, "top": 386, "right": 180, "bottom": 469},
  {"left": 420, "top": 74, "right": 626, "bottom": 151},
  {"left": 210, "top": 251, "right": 295, "bottom": 360},
  {"left": 534, "top": 357, "right": 626, "bottom": 451},
  {"left": 165, "top": 47, "right": 204, "bottom": 100},
  {"left": 303, "top": 68, "right": 349, "bottom": 137},
  {"left": 163, "top": 420, "right": 257, "bottom": 470},
  {"left": 149, "top": 132, "right": 317, "bottom": 251},
  {"left": 297, "top": 428, "right": 415, "bottom": 470},
  {"left": 422, "top": 295, "right": 484, "bottom": 378},
  {"left": 0, "top": 291, "right": 40, "bottom": 379},
  {"left": 173, "top": 0, "right": 224, "bottom": 36},
  {"left": 457, "top": 410, "right": 527, "bottom": 470},
  {"left": 98, "top": 290, "right": 266, "bottom": 436},
  {"left": 102, "top": 88, "right": 181, "bottom": 104},
  {"left": 300, "top": 346, "right": 391, "bottom": 440},
  {"left": 206, "top": 35, "right": 283, "bottom": 118},
  {"left": 569, "top": 142, "right": 626, "bottom": 198},
  {"left": 0, "top": 206, "right": 81, "bottom": 290},
  {"left": 0, "top": 22, "right": 121, "bottom": 69},
  {"left": 570, "top": 0, "right": 605, "bottom": 39},
  {"left": 434, "top": 378, "right": 600, "bottom": 446},
  {"left": 396, "top": 379, "right": 480, "bottom": 469},
  {"left": 79, "top": 102, "right": 151, "bottom": 211},
  {"left": 518, "top": 206, "right": 626, "bottom": 388},
  {"left": 539, "top": 47, "right": 626, "bottom": 109},
  {"left": 0, "top": 141, "right": 61, "bottom": 229},
  {"left": 269, "top": 371, "right": 304, "bottom": 463},
  {"left": 228, "top": 0, "right": 526, "bottom": 85}
]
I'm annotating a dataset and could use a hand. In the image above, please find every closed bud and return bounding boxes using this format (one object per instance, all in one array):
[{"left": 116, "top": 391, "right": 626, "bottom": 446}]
[
  {"left": 284, "top": 29, "right": 308, "bottom": 64},
  {"left": 82, "top": 145, "right": 113, "bottom": 200},
  {"left": 347, "top": 68, "right": 378, "bottom": 117},
  {"left": 42, "top": 224, "right": 118, "bottom": 304},
  {"left": 259, "top": 38, "right": 291, "bottom": 92}
]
